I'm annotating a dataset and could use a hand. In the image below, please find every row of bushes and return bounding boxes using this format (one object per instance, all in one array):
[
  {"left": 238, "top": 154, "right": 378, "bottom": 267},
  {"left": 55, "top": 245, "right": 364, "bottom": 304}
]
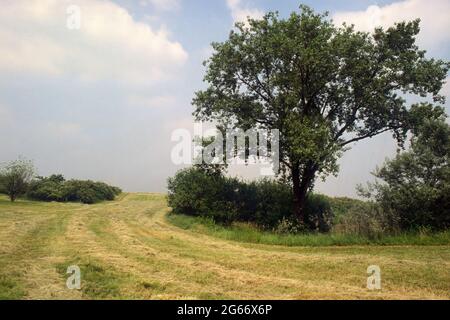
[
  {"left": 167, "top": 167, "right": 334, "bottom": 232},
  {"left": 27, "top": 174, "right": 122, "bottom": 204},
  {"left": 167, "top": 167, "right": 415, "bottom": 237}
]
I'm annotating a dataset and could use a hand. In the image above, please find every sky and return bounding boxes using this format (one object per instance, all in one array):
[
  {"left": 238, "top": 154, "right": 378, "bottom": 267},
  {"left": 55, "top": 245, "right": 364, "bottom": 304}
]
[{"left": 0, "top": 0, "right": 449, "bottom": 196}]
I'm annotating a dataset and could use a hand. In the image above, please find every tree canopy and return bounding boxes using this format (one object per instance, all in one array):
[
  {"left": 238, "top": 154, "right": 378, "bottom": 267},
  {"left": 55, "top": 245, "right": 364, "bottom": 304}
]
[
  {"left": 360, "top": 108, "right": 450, "bottom": 230},
  {"left": 192, "top": 5, "right": 449, "bottom": 223},
  {"left": 0, "top": 158, "right": 35, "bottom": 202}
]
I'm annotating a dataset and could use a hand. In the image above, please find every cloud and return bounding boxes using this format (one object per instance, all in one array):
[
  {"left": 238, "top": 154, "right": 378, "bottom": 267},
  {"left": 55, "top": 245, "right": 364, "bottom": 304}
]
[
  {"left": 442, "top": 77, "right": 450, "bottom": 97},
  {"left": 0, "top": 0, "right": 188, "bottom": 85},
  {"left": 0, "top": 104, "right": 13, "bottom": 127},
  {"left": 47, "top": 122, "right": 82, "bottom": 137},
  {"left": 139, "top": 0, "right": 180, "bottom": 12},
  {"left": 128, "top": 94, "right": 177, "bottom": 108},
  {"left": 441, "top": 77, "right": 450, "bottom": 117},
  {"left": 332, "top": 0, "right": 450, "bottom": 53},
  {"left": 226, "top": 0, "right": 264, "bottom": 24}
]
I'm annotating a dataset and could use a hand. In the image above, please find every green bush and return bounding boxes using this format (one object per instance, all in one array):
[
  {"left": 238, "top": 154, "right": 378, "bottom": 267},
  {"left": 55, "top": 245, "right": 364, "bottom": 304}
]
[
  {"left": 167, "top": 167, "right": 334, "bottom": 231},
  {"left": 273, "top": 216, "right": 306, "bottom": 234},
  {"left": 303, "top": 194, "right": 334, "bottom": 232},
  {"left": 27, "top": 175, "right": 65, "bottom": 201},
  {"left": 333, "top": 202, "right": 400, "bottom": 238},
  {"left": 250, "top": 179, "right": 293, "bottom": 227},
  {"left": 0, "top": 175, "right": 6, "bottom": 194},
  {"left": 167, "top": 168, "right": 238, "bottom": 223},
  {"left": 27, "top": 175, "right": 121, "bottom": 204},
  {"left": 328, "top": 197, "right": 366, "bottom": 217}
]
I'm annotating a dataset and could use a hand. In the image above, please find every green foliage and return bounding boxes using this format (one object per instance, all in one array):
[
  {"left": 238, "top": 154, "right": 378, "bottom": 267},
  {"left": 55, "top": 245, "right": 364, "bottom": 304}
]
[
  {"left": 0, "top": 158, "right": 35, "bottom": 202},
  {"left": 303, "top": 194, "right": 334, "bottom": 232},
  {"left": 360, "top": 117, "right": 450, "bottom": 230},
  {"left": 27, "top": 175, "right": 65, "bottom": 202},
  {"left": 167, "top": 167, "right": 333, "bottom": 231},
  {"left": 247, "top": 178, "right": 294, "bottom": 227},
  {"left": 0, "top": 175, "right": 5, "bottom": 194},
  {"left": 167, "top": 167, "right": 238, "bottom": 223},
  {"left": 333, "top": 202, "right": 400, "bottom": 238},
  {"left": 192, "top": 5, "right": 449, "bottom": 221},
  {"left": 273, "top": 216, "right": 306, "bottom": 234},
  {"left": 327, "top": 197, "right": 366, "bottom": 217},
  {"left": 27, "top": 175, "right": 122, "bottom": 204},
  {"left": 167, "top": 213, "right": 450, "bottom": 247}
]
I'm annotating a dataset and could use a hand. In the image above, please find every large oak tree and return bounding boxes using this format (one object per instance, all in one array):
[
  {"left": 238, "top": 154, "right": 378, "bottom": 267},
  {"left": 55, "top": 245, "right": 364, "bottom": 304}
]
[{"left": 192, "top": 6, "right": 449, "bottom": 224}]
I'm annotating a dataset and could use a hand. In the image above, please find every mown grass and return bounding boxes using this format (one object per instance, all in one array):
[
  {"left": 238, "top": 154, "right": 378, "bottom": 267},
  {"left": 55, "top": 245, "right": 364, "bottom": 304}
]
[
  {"left": 55, "top": 259, "right": 128, "bottom": 299},
  {"left": 0, "top": 274, "right": 26, "bottom": 300},
  {"left": 1, "top": 194, "right": 449, "bottom": 299},
  {"left": 167, "top": 213, "right": 450, "bottom": 247}
]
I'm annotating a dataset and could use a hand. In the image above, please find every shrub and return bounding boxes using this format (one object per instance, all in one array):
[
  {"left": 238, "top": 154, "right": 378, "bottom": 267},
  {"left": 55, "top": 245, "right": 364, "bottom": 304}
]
[
  {"left": 61, "top": 180, "right": 122, "bottom": 204},
  {"left": 273, "top": 217, "right": 305, "bottom": 234},
  {"left": 333, "top": 202, "right": 400, "bottom": 238},
  {"left": 0, "top": 175, "right": 6, "bottom": 194},
  {"left": 167, "top": 168, "right": 237, "bottom": 223},
  {"left": 167, "top": 167, "right": 334, "bottom": 231},
  {"left": 251, "top": 179, "right": 293, "bottom": 227},
  {"left": 27, "top": 179, "right": 62, "bottom": 202},
  {"left": 303, "top": 194, "right": 334, "bottom": 232},
  {"left": 328, "top": 197, "right": 366, "bottom": 217},
  {"left": 27, "top": 175, "right": 121, "bottom": 204}
]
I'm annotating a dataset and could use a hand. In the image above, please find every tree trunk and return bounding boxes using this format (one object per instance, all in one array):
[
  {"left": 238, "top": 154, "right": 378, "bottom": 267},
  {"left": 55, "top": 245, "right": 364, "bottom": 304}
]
[
  {"left": 292, "top": 165, "right": 304, "bottom": 222},
  {"left": 292, "top": 163, "right": 317, "bottom": 224}
]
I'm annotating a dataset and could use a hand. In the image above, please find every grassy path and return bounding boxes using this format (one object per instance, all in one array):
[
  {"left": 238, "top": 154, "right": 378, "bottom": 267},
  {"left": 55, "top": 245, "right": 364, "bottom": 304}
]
[{"left": 0, "top": 193, "right": 449, "bottom": 299}]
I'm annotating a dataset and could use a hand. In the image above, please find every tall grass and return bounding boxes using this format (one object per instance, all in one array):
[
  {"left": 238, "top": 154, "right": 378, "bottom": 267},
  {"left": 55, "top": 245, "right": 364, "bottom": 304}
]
[{"left": 167, "top": 213, "right": 450, "bottom": 247}]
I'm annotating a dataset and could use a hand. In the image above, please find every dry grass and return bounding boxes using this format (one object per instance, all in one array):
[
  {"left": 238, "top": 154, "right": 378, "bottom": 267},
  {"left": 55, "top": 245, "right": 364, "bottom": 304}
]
[{"left": 0, "top": 193, "right": 449, "bottom": 300}]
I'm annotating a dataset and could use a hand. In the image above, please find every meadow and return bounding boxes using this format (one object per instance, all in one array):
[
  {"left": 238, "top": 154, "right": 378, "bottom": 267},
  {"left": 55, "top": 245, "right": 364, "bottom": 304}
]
[{"left": 0, "top": 193, "right": 449, "bottom": 300}]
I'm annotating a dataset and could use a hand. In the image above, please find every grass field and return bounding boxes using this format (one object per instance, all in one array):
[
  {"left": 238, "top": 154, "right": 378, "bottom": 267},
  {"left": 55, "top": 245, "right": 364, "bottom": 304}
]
[{"left": 0, "top": 193, "right": 449, "bottom": 300}]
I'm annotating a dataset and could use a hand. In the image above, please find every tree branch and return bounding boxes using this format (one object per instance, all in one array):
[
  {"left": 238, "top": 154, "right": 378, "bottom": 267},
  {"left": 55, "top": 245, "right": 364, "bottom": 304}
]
[{"left": 339, "top": 127, "right": 392, "bottom": 147}]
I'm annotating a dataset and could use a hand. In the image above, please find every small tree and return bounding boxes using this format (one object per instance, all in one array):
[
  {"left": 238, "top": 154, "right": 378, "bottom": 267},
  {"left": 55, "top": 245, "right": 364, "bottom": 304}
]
[
  {"left": 193, "top": 5, "right": 449, "bottom": 224},
  {"left": 0, "top": 158, "right": 35, "bottom": 202},
  {"left": 359, "top": 107, "right": 450, "bottom": 230}
]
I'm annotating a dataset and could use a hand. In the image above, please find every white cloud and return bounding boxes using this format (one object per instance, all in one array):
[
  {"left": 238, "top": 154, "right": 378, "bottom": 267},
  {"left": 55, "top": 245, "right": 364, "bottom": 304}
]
[
  {"left": 441, "top": 76, "right": 450, "bottom": 117},
  {"left": 128, "top": 94, "right": 177, "bottom": 108},
  {"left": 0, "top": 0, "right": 188, "bottom": 85},
  {"left": 226, "top": 0, "right": 264, "bottom": 24},
  {"left": 442, "top": 77, "right": 450, "bottom": 97},
  {"left": 0, "top": 104, "right": 13, "bottom": 127},
  {"left": 139, "top": 0, "right": 180, "bottom": 12},
  {"left": 48, "top": 122, "right": 81, "bottom": 135},
  {"left": 333, "top": 0, "right": 450, "bottom": 52},
  {"left": 199, "top": 45, "right": 215, "bottom": 62}
]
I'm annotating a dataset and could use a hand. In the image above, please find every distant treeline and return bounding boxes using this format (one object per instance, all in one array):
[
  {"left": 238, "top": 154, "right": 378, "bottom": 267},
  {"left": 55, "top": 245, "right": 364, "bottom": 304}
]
[
  {"left": 27, "top": 174, "right": 122, "bottom": 204},
  {"left": 0, "top": 158, "right": 121, "bottom": 204}
]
